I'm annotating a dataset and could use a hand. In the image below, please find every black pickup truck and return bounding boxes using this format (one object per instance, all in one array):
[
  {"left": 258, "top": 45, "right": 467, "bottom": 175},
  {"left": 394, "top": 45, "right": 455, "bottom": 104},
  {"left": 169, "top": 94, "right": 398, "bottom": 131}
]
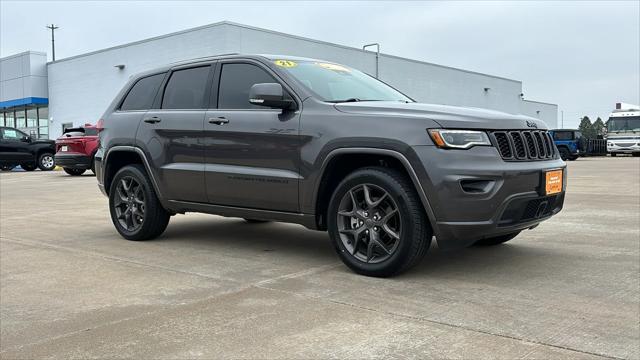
[{"left": 0, "top": 126, "right": 56, "bottom": 171}]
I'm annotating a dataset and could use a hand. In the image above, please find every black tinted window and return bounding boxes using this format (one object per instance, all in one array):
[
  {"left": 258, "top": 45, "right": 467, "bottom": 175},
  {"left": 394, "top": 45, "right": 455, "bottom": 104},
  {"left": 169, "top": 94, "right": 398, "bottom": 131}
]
[
  {"left": 218, "top": 63, "right": 277, "bottom": 109},
  {"left": 120, "top": 74, "right": 164, "bottom": 111},
  {"left": 162, "top": 66, "right": 210, "bottom": 109},
  {"left": 553, "top": 131, "right": 574, "bottom": 140}
]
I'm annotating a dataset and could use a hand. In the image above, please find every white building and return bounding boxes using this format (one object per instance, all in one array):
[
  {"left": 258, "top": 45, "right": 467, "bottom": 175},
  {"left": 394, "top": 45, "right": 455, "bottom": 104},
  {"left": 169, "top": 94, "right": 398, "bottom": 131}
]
[{"left": 1, "top": 21, "right": 557, "bottom": 139}]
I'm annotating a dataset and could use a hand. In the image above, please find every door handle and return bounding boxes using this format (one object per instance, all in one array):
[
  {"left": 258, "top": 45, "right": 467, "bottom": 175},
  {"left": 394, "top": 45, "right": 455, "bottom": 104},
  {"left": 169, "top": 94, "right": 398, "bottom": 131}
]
[
  {"left": 209, "top": 117, "right": 229, "bottom": 125},
  {"left": 143, "top": 116, "right": 161, "bottom": 124}
]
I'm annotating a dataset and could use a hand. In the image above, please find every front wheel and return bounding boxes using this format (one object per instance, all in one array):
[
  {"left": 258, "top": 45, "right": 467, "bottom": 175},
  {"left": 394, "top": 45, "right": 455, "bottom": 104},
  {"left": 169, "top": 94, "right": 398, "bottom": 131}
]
[
  {"left": 64, "top": 168, "right": 86, "bottom": 176},
  {"left": 473, "top": 231, "right": 521, "bottom": 246},
  {"left": 610, "top": 153, "right": 617, "bottom": 157},
  {"left": 558, "top": 147, "right": 570, "bottom": 161},
  {"left": 633, "top": 153, "right": 640, "bottom": 157},
  {"left": 109, "top": 164, "right": 170, "bottom": 241},
  {"left": 328, "top": 167, "right": 431, "bottom": 277},
  {"left": 37, "top": 153, "right": 55, "bottom": 171}
]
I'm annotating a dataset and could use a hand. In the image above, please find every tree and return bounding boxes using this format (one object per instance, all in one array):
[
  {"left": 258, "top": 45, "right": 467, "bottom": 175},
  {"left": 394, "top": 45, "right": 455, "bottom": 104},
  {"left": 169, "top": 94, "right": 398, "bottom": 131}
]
[
  {"left": 578, "top": 116, "right": 595, "bottom": 139},
  {"left": 592, "top": 117, "right": 606, "bottom": 138}
]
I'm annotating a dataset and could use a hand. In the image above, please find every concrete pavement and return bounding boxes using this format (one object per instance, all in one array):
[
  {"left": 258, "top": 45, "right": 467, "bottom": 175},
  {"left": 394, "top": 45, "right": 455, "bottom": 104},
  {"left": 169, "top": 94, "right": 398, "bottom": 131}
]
[{"left": 1, "top": 157, "right": 638, "bottom": 359}]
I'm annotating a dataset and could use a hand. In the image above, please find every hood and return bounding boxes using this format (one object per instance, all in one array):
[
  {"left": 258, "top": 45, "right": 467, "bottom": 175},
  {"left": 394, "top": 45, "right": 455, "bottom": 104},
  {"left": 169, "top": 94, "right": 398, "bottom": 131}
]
[{"left": 334, "top": 101, "right": 548, "bottom": 130}]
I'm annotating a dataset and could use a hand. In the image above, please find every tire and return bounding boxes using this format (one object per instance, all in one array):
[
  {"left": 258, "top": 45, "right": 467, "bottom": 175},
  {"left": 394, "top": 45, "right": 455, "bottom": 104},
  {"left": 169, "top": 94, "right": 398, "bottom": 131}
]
[
  {"left": 37, "top": 153, "right": 55, "bottom": 171},
  {"left": 64, "top": 168, "right": 86, "bottom": 176},
  {"left": 109, "top": 164, "right": 170, "bottom": 241},
  {"left": 558, "top": 147, "right": 570, "bottom": 161},
  {"left": 244, "top": 219, "right": 269, "bottom": 223},
  {"left": 568, "top": 155, "right": 578, "bottom": 161},
  {"left": 328, "top": 167, "right": 431, "bottom": 277},
  {"left": 473, "top": 231, "right": 520, "bottom": 246},
  {"left": 610, "top": 153, "right": 617, "bottom": 157},
  {"left": 90, "top": 157, "right": 96, "bottom": 174},
  {"left": 1, "top": 165, "right": 15, "bottom": 171},
  {"left": 21, "top": 163, "right": 36, "bottom": 171},
  {"left": 633, "top": 153, "right": 640, "bottom": 157}
]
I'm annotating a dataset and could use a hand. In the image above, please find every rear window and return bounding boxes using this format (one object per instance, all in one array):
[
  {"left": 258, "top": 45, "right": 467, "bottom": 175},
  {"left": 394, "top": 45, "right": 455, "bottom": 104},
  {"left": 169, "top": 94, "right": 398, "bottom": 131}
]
[
  {"left": 120, "top": 73, "right": 165, "bottom": 111},
  {"left": 553, "top": 131, "right": 574, "bottom": 140},
  {"left": 162, "top": 66, "right": 211, "bottom": 109},
  {"left": 63, "top": 127, "right": 98, "bottom": 137}
]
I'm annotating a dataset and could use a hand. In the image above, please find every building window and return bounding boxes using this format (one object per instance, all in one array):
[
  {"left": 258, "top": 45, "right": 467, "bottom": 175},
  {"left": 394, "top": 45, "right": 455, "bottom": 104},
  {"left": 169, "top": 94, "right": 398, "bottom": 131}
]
[
  {"left": 5, "top": 111, "right": 15, "bottom": 127},
  {"left": 37, "top": 107, "right": 49, "bottom": 138},
  {"left": 61, "top": 122, "right": 73, "bottom": 133},
  {"left": 15, "top": 108, "right": 26, "bottom": 129}
]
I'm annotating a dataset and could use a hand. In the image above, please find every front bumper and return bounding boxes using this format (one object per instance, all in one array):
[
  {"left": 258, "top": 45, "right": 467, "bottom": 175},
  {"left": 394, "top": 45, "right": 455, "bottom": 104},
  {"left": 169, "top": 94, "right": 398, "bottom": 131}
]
[
  {"left": 607, "top": 144, "right": 640, "bottom": 153},
  {"left": 410, "top": 145, "right": 566, "bottom": 249},
  {"left": 54, "top": 153, "right": 92, "bottom": 169}
]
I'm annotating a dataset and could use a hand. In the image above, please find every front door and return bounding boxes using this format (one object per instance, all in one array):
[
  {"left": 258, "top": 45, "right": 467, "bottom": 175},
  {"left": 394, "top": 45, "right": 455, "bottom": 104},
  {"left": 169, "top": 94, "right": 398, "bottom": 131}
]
[
  {"left": 204, "top": 61, "right": 301, "bottom": 212},
  {"left": 136, "top": 65, "right": 213, "bottom": 203},
  {"left": 0, "top": 128, "right": 32, "bottom": 163}
]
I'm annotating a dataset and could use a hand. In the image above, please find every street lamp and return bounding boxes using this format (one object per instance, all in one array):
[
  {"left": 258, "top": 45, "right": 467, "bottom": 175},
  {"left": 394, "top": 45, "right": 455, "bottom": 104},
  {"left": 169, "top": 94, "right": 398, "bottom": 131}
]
[{"left": 362, "top": 43, "right": 380, "bottom": 78}]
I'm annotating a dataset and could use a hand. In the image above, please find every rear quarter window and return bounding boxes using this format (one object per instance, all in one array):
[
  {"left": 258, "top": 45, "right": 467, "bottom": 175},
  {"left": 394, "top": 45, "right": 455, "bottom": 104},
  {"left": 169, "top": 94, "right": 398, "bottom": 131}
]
[
  {"left": 553, "top": 131, "right": 574, "bottom": 141},
  {"left": 120, "top": 73, "right": 165, "bottom": 111}
]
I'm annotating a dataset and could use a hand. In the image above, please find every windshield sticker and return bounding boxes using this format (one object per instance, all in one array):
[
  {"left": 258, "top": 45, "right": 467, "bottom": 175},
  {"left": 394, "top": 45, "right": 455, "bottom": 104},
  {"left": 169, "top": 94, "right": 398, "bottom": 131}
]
[
  {"left": 315, "top": 62, "right": 351, "bottom": 72},
  {"left": 274, "top": 60, "right": 297, "bottom": 68}
]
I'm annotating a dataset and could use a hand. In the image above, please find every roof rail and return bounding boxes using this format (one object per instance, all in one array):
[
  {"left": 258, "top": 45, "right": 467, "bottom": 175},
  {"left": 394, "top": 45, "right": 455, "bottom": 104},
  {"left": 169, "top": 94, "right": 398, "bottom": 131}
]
[{"left": 167, "top": 53, "right": 240, "bottom": 66}]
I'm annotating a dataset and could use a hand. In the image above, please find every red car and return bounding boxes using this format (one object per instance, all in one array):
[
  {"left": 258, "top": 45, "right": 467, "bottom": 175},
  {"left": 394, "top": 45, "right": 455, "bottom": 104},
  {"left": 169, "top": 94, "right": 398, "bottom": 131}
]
[{"left": 55, "top": 123, "right": 99, "bottom": 176}]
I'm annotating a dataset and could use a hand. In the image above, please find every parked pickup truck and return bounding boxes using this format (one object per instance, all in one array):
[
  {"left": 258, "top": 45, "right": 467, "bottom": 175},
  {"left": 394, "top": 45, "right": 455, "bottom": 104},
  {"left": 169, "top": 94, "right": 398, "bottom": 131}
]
[
  {"left": 0, "top": 126, "right": 56, "bottom": 171},
  {"left": 95, "top": 54, "right": 566, "bottom": 277}
]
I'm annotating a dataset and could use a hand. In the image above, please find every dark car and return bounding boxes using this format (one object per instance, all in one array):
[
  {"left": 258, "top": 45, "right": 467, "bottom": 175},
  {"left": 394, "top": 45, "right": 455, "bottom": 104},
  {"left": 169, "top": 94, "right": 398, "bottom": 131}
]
[
  {"left": 549, "top": 129, "right": 584, "bottom": 160},
  {"left": 55, "top": 124, "right": 100, "bottom": 176},
  {"left": 95, "top": 55, "right": 566, "bottom": 277},
  {"left": 0, "top": 126, "right": 56, "bottom": 171}
]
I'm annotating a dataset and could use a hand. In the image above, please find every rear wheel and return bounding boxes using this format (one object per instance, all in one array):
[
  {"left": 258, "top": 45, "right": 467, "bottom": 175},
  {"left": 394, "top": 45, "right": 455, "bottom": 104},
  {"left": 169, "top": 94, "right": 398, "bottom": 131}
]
[
  {"left": 633, "top": 153, "right": 640, "bottom": 157},
  {"left": 473, "top": 231, "right": 521, "bottom": 246},
  {"left": 610, "top": 153, "right": 617, "bottom": 157},
  {"left": 37, "top": 153, "right": 55, "bottom": 171},
  {"left": 109, "top": 164, "right": 170, "bottom": 241},
  {"left": 568, "top": 155, "right": 579, "bottom": 161},
  {"left": 1, "top": 165, "right": 15, "bottom": 171},
  {"left": 328, "top": 167, "right": 431, "bottom": 277},
  {"left": 64, "top": 168, "right": 86, "bottom": 176},
  {"left": 21, "top": 163, "right": 36, "bottom": 171}
]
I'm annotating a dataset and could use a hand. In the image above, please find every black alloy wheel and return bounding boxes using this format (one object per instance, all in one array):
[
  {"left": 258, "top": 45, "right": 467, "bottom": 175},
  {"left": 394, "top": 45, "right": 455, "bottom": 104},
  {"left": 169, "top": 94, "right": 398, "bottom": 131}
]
[{"left": 336, "top": 184, "right": 402, "bottom": 264}]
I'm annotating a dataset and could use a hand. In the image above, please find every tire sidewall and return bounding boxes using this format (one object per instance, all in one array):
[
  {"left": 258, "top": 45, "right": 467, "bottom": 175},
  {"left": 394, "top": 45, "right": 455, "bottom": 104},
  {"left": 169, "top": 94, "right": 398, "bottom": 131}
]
[
  {"left": 38, "top": 153, "right": 55, "bottom": 171},
  {"left": 328, "top": 170, "right": 421, "bottom": 276},
  {"left": 108, "top": 165, "right": 158, "bottom": 240}
]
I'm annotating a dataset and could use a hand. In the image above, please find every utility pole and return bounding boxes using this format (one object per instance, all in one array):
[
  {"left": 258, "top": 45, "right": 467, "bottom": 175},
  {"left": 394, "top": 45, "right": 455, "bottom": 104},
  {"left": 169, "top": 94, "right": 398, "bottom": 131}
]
[
  {"left": 561, "top": 110, "right": 564, "bottom": 128},
  {"left": 46, "top": 24, "right": 59, "bottom": 61}
]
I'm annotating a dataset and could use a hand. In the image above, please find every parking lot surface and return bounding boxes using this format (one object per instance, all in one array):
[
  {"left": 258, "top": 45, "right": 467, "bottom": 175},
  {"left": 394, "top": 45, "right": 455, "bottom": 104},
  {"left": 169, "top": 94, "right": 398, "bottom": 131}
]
[{"left": 1, "top": 157, "right": 638, "bottom": 359}]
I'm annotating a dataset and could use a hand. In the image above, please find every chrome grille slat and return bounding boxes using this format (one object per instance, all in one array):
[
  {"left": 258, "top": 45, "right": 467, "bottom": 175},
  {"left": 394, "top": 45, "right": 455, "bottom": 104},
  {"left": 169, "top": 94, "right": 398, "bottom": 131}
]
[{"left": 491, "top": 130, "right": 556, "bottom": 161}]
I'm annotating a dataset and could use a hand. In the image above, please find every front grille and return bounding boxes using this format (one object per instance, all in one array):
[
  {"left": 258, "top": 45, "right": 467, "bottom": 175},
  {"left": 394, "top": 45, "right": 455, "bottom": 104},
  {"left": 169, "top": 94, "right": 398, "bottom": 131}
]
[{"left": 490, "top": 130, "right": 556, "bottom": 161}]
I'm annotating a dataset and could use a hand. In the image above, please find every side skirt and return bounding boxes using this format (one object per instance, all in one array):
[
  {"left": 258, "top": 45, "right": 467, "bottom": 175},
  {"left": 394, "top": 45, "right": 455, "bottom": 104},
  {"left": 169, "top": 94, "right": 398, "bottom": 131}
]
[{"left": 167, "top": 200, "right": 319, "bottom": 230}]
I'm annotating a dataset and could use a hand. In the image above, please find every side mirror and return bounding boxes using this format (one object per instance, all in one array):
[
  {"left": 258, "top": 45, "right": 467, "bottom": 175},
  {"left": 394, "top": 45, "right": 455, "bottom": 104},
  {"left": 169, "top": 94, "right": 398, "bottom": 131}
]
[
  {"left": 22, "top": 135, "right": 31, "bottom": 143},
  {"left": 249, "top": 83, "right": 293, "bottom": 109}
]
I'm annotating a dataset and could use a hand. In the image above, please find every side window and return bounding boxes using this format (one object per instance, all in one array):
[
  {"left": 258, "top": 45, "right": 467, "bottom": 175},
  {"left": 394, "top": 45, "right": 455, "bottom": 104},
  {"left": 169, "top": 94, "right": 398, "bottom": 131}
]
[
  {"left": 218, "top": 63, "right": 279, "bottom": 109},
  {"left": 120, "top": 74, "right": 165, "bottom": 111},
  {"left": 1, "top": 128, "right": 24, "bottom": 140},
  {"left": 162, "top": 66, "right": 211, "bottom": 109}
]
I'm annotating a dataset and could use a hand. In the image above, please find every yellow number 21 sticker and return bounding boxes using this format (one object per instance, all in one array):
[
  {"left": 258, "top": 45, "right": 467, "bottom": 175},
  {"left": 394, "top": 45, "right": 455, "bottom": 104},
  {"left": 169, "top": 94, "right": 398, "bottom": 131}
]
[{"left": 274, "top": 60, "right": 297, "bottom": 68}]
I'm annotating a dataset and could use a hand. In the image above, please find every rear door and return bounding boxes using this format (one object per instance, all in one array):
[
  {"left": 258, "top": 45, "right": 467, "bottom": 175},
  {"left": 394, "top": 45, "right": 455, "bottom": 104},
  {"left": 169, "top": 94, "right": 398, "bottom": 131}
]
[
  {"left": 138, "top": 64, "right": 214, "bottom": 203},
  {"left": 204, "top": 60, "right": 301, "bottom": 212}
]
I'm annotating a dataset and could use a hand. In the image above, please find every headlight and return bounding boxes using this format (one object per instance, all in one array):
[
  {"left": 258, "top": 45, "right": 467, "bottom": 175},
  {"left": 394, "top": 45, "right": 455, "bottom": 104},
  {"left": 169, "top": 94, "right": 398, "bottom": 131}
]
[{"left": 428, "top": 129, "right": 491, "bottom": 149}]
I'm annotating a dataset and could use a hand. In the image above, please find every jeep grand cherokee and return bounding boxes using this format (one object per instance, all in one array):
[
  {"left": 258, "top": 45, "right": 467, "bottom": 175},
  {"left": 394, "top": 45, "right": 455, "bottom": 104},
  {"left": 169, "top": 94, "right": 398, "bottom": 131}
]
[{"left": 95, "top": 54, "right": 566, "bottom": 277}]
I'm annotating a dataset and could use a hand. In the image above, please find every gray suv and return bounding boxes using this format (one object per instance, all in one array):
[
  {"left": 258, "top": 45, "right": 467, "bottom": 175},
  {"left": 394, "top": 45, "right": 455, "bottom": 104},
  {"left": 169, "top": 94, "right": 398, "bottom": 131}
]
[{"left": 96, "top": 54, "right": 566, "bottom": 277}]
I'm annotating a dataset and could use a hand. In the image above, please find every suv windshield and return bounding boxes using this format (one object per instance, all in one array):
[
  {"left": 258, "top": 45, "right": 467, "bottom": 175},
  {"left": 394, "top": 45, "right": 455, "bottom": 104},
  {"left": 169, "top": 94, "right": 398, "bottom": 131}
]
[
  {"left": 274, "top": 60, "right": 412, "bottom": 103},
  {"left": 607, "top": 116, "right": 640, "bottom": 132}
]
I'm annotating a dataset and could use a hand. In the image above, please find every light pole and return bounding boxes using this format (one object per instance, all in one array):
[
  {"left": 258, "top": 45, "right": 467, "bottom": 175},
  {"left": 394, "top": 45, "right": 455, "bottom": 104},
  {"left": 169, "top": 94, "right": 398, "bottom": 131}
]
[
  {"left": 46, "top": 24, "right": 59, "bottom": 61},
  {"left": 362, "top": 43, "right": 380, "bottom": 78}
]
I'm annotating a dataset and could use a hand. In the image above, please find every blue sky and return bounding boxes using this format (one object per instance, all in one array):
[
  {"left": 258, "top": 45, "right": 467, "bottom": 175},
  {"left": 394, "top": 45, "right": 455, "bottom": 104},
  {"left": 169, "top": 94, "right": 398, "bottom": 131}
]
[{"left": 1, "top": 0, "right": 638, "bottom": 128}]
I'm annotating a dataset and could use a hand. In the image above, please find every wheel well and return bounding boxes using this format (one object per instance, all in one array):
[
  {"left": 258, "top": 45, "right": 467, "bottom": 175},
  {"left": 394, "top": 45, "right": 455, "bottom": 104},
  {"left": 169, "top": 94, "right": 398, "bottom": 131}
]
[
  {"left": 103, "top": 151, "right": 143, "bottom": 194},
  {"left": 315, "top": 153, "right": 413, "bottom": 230}
]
